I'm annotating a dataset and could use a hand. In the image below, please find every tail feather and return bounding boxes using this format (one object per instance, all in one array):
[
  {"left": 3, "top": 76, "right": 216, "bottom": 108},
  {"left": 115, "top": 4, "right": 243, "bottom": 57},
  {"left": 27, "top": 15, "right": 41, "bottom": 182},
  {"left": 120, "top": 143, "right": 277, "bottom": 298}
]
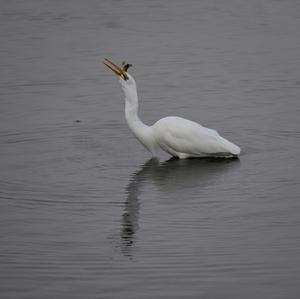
[{"left": 219, "top": 136, "right": 241, "bottom": 155}]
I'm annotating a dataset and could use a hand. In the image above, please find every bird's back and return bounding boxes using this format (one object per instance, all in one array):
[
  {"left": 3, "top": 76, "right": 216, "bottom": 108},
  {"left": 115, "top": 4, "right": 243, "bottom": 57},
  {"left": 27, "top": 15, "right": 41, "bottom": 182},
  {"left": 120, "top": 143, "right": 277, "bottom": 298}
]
[{"left": 152, "top": 116, "right": 240, "bottom": 158}]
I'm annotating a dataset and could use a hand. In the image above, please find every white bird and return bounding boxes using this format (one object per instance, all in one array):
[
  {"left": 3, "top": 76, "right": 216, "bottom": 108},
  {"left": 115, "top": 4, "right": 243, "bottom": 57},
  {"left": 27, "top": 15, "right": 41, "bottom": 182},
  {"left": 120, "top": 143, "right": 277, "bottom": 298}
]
[{"left": 103, "top": 58, "right": 241, "bottom": 159}]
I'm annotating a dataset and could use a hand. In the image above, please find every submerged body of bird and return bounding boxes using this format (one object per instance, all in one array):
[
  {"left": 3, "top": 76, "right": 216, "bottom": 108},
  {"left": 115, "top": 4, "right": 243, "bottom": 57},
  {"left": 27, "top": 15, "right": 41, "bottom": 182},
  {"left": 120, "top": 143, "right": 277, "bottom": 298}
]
[{"left": 103, "top": 58, "right": 241, "bottom": 159}]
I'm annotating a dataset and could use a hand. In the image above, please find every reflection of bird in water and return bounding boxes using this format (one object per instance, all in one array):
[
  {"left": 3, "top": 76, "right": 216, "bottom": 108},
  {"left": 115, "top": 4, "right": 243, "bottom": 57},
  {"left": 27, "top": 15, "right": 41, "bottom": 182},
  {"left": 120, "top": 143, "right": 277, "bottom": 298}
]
[
  {"left": 121, "top": 158, "right": 159, "bottom": 256},
  {"left": 120, "top": 157, "right": 240, "bottom": 256}
]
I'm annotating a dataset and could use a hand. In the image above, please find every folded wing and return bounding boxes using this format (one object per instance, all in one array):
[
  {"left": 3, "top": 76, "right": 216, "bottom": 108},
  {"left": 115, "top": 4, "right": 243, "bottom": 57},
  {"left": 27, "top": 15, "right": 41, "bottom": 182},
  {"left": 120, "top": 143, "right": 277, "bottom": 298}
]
[{"left": 153, "top": 116, "right": 240, "bottom": 157}]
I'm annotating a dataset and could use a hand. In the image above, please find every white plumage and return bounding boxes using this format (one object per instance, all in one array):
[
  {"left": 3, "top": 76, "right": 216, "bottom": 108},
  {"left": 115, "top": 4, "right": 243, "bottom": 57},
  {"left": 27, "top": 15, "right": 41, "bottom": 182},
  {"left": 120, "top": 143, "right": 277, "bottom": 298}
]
[
  {"left": 103, "top": 59, "right": 241, "bottom": 159},
  {"left": 152, "top": 116, "right": 240, "bottom": 158}
]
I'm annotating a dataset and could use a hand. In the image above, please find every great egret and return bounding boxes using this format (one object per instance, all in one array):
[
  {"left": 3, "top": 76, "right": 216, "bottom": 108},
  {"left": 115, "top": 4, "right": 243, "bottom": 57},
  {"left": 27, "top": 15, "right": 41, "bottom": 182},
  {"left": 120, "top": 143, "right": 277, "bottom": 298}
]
[{"left": 103, "top": 58, "right": 241, "bottom": 159}]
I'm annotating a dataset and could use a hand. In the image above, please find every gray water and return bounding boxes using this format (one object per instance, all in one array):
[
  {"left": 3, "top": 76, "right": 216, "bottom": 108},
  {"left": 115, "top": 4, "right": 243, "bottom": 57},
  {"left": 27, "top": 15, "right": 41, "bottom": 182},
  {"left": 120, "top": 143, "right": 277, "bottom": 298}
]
[{"left": 1, "top": 0, "right": 300, "bottom": 298}]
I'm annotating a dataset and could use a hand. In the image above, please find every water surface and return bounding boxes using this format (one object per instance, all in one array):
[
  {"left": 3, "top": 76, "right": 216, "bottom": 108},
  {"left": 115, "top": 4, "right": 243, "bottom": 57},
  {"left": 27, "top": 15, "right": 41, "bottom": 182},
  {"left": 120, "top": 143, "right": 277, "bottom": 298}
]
[{"left": 0, "top": 1, "right": 300, "bottom": 298}]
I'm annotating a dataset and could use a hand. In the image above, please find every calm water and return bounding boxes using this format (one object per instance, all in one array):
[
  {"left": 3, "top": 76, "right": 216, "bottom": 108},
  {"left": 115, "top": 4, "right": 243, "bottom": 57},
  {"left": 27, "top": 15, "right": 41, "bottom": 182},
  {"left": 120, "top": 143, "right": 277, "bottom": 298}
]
[{"left": 1, "top": 1, "right": 300, "bottom": 298}]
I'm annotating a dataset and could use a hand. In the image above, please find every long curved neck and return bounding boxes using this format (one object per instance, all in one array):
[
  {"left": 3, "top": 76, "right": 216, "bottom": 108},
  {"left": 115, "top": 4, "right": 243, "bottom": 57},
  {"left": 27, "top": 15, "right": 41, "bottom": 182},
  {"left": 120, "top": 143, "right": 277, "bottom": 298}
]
[
  {"left": 125, "top": 100, "right": 144, "bottom": 130},
  {"left": 123, "top": 87, "right": 156, "bottom": 155}
]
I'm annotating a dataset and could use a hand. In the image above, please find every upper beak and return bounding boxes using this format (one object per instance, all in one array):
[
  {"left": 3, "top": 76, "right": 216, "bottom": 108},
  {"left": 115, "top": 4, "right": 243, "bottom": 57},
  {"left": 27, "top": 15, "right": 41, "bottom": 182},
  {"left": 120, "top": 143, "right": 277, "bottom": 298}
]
[{"left": 103, "top": 58, "right": 125, "bottom": 78}]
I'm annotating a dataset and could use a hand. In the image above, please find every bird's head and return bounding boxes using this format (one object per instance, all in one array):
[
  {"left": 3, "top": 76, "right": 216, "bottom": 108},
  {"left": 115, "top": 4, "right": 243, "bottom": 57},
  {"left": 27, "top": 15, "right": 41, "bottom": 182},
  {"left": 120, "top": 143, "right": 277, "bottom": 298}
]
[
  {"left": 103, "top": 58, "right": 136, "bottom": 89},
  {"left": 103, "top": 58, "right": 138, "bottom": 105}
]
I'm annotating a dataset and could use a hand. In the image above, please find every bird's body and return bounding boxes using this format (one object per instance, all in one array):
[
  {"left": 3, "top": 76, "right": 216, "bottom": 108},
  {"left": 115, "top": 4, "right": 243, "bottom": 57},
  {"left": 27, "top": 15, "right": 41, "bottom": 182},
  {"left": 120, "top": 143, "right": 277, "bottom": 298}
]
[
  {"left": 153, "top": 116, "right": 240, "bottom": 158},
  {"left": 103, "top": 59, "right": 241, "bottom": 159}
]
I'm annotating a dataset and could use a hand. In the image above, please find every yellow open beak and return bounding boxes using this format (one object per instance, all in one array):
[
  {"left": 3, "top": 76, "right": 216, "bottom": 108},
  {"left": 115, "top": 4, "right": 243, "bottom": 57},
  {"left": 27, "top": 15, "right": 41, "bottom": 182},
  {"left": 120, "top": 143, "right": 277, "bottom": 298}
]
[{"left": 103, "top": 58, "right": 126, "bottom": 79}]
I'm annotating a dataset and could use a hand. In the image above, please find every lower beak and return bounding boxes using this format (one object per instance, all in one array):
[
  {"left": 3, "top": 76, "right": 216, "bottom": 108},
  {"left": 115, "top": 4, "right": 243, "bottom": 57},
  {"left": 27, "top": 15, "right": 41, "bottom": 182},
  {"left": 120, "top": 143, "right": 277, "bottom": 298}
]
[{"left": 103, "top": 58, "right": 124, "bottom": 77}]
